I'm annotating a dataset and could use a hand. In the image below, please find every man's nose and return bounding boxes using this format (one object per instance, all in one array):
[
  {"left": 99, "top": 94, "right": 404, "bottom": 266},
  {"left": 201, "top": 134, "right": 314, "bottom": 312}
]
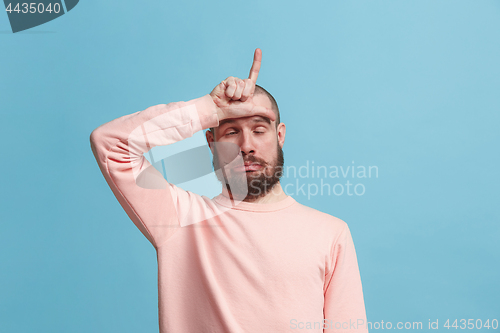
[{"left": 238, "top": 130, "right": 255, "bottom": 155}]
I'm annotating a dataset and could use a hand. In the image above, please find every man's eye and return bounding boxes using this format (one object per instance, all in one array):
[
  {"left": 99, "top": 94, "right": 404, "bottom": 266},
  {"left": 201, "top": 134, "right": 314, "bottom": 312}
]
[
  {"left": 226, "top": 132, "right": 237, "bottom": 136},
  {"left": 254, "top": 127, "right": 267, "bottom": 134}
]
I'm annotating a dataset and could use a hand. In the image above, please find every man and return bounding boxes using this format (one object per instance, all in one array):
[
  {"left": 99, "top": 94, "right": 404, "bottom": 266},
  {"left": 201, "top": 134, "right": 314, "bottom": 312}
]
[{"left": 90, "top": 48, "right": 368, "bottom": 333}]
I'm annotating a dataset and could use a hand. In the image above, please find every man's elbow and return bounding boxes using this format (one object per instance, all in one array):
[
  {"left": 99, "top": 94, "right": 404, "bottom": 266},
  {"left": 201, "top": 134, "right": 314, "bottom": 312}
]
[
  {"left": 89, "top": 126, "right": 107, "bottom": 158},
  {"left": 89, "top": 125, "right": 104, "bottom": 146}
]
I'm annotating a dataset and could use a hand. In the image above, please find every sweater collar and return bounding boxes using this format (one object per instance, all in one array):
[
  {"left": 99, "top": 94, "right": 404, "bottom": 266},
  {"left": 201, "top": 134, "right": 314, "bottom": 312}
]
[{"left": 212, "top": 193, "right": 296, "bottom": 212}]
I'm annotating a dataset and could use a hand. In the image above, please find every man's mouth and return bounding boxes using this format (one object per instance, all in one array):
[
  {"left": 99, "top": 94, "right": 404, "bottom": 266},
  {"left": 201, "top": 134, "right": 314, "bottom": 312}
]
[{"left": 233, "top": 162, "right": 262, "bottom": 172}]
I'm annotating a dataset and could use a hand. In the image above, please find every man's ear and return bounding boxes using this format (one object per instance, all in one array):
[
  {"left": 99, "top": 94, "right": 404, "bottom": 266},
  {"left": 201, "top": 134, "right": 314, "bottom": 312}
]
[
  {"left": 205, "top": 129, "right": 215, "bottom": 153},
  {"left": 277, "top": 123, "right": 286, "bottom": 149}
]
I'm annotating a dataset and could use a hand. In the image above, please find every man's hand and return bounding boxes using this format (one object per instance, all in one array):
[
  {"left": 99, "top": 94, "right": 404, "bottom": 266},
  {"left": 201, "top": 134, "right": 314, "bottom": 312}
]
[{"left": 210, "top": 48, "right": 276, "bottom": 122}]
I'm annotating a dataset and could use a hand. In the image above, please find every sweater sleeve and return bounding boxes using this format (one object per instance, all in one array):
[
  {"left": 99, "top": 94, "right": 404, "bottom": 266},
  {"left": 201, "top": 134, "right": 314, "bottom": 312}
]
[
  {"left": 323, "top": 224, "right": 369, "bottom": 333},
  {"left": 89, "top": 94, "right": 219, "bottom": 249}
]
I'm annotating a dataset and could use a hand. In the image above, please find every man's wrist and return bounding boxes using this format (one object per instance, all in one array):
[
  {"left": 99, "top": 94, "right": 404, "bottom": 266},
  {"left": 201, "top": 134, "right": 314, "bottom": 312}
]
[
  {"left": 191, "top": 95, "right": 220, "bottom": 131},
  {"left": 216, "top": 108, "right": 224, "bottom": 122},
  {"left": 209, "top": 93, "right": 225, "bottom": 123}
]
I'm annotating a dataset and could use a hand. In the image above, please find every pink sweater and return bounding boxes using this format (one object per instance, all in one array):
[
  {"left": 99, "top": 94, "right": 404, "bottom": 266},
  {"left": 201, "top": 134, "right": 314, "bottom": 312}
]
[{"left": 90, "top": 94, "right": 368, "bottom": 333}]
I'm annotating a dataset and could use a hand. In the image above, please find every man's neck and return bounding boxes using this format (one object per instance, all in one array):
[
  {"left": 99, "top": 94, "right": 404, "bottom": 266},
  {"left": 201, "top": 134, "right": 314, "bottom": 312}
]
[{"left": 222, "top": 182, "right": 288, "bottom": 204}]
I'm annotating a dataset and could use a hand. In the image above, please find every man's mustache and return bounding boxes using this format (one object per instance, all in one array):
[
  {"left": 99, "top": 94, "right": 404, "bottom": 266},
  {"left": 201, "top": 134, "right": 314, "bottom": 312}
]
[
  {"left": 242, "top": 155, "right": 267, "bottom": 166},
  {"left": 218, "top": 154, "right": 268, "bottom": 167}
]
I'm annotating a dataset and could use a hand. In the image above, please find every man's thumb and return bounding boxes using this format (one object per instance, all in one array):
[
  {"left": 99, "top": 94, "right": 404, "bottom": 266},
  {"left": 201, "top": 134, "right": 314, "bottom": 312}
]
[
  {"left": 210, "top": 82, "right": 226, "bottom": 98},
  {"left": 251, "top": 105, "right": 276, "bottom": 122}
]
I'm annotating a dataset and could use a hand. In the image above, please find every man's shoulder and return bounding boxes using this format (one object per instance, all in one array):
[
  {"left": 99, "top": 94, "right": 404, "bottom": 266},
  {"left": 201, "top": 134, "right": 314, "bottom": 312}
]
[{"left": 290, "top": 199, "right": 348, "bottom": 231}]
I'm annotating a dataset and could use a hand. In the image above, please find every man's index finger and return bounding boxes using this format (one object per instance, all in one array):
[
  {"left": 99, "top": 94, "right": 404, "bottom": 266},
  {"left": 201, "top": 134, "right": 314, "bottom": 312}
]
[{"left": 248, "top": 48, "right": 262, "bottom": 83}]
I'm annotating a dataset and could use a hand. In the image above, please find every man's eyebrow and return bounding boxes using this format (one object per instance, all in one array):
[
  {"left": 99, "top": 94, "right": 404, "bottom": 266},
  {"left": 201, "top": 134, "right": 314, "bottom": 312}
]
[
  {"left": 218, "top": 119, "right": 235, "bottom": 128},
  {"left": 251, "top": 116, "right": 271, "bottom": 125},
  {"left": 218, "top": 116, "right": 271, "bottom": 128}
]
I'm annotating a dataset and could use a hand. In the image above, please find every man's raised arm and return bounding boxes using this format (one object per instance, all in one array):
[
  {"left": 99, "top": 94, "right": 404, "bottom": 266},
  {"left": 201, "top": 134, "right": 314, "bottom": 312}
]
[
  {"left": 89, "top": 94, "right": 220, "bottom": 249},
  {"left": 89, "top": 48, "right": 274, "bottom": 249}
]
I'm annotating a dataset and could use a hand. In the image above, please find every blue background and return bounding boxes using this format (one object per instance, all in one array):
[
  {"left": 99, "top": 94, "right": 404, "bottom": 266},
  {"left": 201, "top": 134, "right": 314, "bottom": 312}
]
[{"left": 1, "top": 0, "right": 499, "bottom": 332}]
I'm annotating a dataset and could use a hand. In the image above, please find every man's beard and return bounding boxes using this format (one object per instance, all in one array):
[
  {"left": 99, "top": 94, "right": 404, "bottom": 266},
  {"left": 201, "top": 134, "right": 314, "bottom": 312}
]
[{"left": 212, "top": 143, "right": 284, "bottom": 202}]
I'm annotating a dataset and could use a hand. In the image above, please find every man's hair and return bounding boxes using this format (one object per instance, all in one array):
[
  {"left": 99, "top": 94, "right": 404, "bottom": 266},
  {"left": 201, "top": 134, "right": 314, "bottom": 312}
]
[
  {"left": 254, "top": 84, "right": 280, "bottom": 126},
  {"left": 210, "top": 84, "right": 280, "bottom": 135}
]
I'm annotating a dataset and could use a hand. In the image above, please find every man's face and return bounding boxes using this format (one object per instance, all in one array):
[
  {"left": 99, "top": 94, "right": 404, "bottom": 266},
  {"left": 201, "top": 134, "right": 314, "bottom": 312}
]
[{"left": 207, "top": 94, "right": 285, "bottom": 200}]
